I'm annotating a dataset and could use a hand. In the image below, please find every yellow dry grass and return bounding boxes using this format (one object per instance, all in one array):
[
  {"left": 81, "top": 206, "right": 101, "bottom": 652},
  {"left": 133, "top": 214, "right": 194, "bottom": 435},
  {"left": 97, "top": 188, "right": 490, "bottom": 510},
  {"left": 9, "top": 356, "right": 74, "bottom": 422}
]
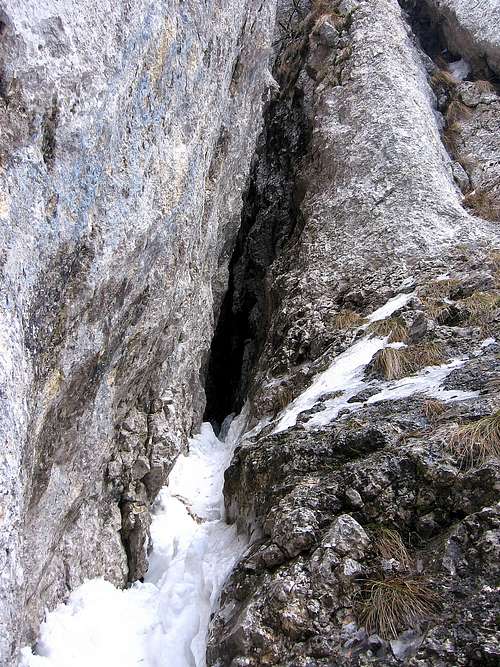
[
  {"left": 370, "top": 526, "right": 412, "bottom": 569},
  {"left": 333, "top": 309, "right": 365, "bottom": 330},
  {"left": 358, "top": 575, "right": 440, "bottom": 639},
  {"left": 367, "top": 317, "right": 408, "bottom": 343},
  {"left": 447, "top": 411, "right": 500, "bottom": 467},
  {"left": 372, "top": 343, "right": 443, "bottom": 380}
]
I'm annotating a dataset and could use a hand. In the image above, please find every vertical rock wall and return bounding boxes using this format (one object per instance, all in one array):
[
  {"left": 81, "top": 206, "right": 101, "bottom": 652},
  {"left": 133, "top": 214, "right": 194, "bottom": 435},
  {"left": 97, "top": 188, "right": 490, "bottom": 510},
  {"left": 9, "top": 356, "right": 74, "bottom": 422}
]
[
  {"left": 208, "top": 0, "right": 500, "bottom": 664},
  {"left": 0, "top": 0, "right": 276, "bottom": 661}
]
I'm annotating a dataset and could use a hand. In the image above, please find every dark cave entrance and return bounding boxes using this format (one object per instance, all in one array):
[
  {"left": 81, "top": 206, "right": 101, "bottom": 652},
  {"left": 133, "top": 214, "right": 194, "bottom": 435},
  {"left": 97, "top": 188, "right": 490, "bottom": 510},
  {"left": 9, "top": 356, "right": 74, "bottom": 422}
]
[{"left": 203, "top": 88, "right": 311, "bottom": 432}]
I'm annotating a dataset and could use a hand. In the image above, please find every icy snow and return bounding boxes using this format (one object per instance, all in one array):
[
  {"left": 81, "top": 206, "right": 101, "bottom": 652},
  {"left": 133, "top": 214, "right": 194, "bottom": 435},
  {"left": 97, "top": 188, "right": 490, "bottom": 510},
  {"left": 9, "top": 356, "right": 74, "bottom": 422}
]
[
  {"left": 274, "top": 335, "right": 387, "bottom": 433},
  {"left": 365, "top": 292, "right": 413, "bottom": 323},
  {"left": 272, "top": 293, "right": 495, "bottom": 433},
  {"left": 274, "top": 293, "right": 415, "bottom": 433},
  {"left": 448, "top": 59, "right": 471, "bottom": 81},
  {"left": 21, "top": 418, "right": 249, "bottom": 667},
  {"left": 18, "top": 285, "right": 496, "bottom": 666}
]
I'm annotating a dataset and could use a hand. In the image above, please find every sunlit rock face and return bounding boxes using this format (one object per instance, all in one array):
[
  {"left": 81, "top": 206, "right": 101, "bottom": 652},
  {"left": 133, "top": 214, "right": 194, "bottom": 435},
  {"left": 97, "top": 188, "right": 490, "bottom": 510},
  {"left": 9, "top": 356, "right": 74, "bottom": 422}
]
[
  {"left": 207, "top": 0, "right": 500, "bottom": 665},
  {"left": 0, "top": 0, "right": 276, "bottom": 661},
  {"left": 2, "top": 0, "right": 500, "bottom": 664}
]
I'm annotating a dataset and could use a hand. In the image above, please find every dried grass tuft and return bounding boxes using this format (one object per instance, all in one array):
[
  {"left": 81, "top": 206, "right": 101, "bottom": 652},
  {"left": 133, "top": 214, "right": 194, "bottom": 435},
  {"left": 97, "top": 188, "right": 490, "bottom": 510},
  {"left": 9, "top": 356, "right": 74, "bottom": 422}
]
[
  {"left": 333, "top": 309, "right": 365, "bottom": 330},
  {"left": 464, "top": 186, "right": 500, "bottom": 222},
  {"left": 367, "top": 317, "right": 408, "bottom": 343},
  {"left": 358, "top": 575, "right": 440, "bottom": 639},
  {"left": 447, "top": 411, "right": 500, "bottom": 467},
  {"left": 372, "top": 343, "right": 444, "bottom": 380},
  {"left": 431, "top": 69, "right": 458, "bottom": 93},
  {"left": 423, "top": 399, "right": 447, "bottom": 422},
  {"left": 370, "top": 526, "right": 413, "bottom": 569}
]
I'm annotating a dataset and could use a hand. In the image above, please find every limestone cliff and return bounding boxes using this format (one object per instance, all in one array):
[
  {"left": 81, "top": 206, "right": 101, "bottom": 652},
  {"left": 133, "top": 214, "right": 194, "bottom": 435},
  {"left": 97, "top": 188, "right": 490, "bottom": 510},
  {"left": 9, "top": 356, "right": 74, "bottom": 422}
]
[
  {"left": 1, "top": 0, "right": 499, "bottom": 665},
  {"left": 206, "top": 0, "right": 500, "bottom": 664},
  {"left": 0, "top": 0, "right": 276, "bottom": 661}
]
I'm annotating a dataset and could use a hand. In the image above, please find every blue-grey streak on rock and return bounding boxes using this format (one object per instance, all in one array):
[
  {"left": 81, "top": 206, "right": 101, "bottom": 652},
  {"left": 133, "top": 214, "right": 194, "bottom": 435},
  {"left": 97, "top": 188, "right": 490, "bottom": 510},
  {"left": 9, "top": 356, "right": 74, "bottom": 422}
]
[{"left": 0, "top": 0, "right": 277, "bottom": 662}]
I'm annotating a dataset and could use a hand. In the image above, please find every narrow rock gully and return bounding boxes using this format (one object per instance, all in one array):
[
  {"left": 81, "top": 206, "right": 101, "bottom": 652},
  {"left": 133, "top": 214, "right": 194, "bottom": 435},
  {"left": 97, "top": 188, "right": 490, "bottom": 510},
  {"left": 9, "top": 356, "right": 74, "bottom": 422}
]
[
  {"left": 19, "top": 12, "right": 303, "bottom": 661},
  {"left": 21, "top": 415, "right": 249, "bottom": 667},
  {"left": 17, "top": 1, "right": 500, "bottom": 665}
]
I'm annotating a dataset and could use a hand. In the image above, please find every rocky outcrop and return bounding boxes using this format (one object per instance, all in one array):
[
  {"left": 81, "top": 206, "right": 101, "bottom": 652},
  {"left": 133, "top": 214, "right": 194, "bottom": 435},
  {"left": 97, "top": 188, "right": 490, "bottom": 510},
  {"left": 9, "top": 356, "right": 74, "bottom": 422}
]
[
  {"left": 1, "top": 0, "right": 499, "bottom": 664},
  {"left": 207, "top": 0, "right": 500, "bottom": 664},
  {"left": 0, "top": 0, "right": 277, "bottom": 661}
]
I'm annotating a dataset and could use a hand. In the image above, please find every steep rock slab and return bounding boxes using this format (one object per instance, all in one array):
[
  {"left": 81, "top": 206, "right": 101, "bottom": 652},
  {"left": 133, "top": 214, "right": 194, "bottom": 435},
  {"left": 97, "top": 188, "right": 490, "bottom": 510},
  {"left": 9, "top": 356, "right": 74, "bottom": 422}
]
[
  {"left": 249, "top": 0, "right": 497, "bottom": 418},
  {"left": 0, "top": 0, "right": 276, "bottom": 661},
  {"left": 208, "top": 0, "right": 500, "bottom": 664}
]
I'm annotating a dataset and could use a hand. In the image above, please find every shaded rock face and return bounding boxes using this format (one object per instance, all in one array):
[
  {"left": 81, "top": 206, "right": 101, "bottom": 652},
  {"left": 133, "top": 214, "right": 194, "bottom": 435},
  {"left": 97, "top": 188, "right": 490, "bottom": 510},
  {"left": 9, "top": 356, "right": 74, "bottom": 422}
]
[
  {"left": 1, "top": 0, "right": 499, "bottom": 665},
  {"left": 204, "top": 3, "right": 313, "bottom": 429},
  {"left": 207, "top": 0, "right": 500, "bottom": 665},
  {"left": 0, "top": 0, "right": 277, "bottom": 661}
]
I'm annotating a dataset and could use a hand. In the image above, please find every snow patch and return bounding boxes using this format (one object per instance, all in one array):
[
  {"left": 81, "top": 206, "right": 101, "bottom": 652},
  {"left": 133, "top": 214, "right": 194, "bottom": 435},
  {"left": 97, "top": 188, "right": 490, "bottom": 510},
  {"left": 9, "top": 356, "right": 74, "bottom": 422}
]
[
  {"left": 273, "top": 293, "right": 415, "bottom": 433},
  {"left": 448, "top": 59, "right": 471, "bottom": 81},
  {"left": 274, "top": 335, "right": 387, "bottom": 433},
  {"left": 366, "top": 292, "right": 413, "bottom": 323},
  {"left": 271, "top": 292, "right": 494, "bottom": 432},
  {"left": 21, "top": 418, "right": 249, "bottom": 667}
]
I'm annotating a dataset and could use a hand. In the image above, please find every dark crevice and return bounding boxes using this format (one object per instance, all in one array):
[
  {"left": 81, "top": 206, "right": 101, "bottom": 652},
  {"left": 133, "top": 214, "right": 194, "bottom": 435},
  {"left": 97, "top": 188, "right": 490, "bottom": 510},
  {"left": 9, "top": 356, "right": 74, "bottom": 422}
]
[
  {"left": 401, "top": 0, "right": 499, "bottom": 84},
  {"left": 41, "top": 95, "right": 59, "bottom": 168},
  {"left": 400, "top": 0, "right": 449, "bottom": 62},
  {"left": 204, "top": 31, "right": 313, "bottom": 431}
]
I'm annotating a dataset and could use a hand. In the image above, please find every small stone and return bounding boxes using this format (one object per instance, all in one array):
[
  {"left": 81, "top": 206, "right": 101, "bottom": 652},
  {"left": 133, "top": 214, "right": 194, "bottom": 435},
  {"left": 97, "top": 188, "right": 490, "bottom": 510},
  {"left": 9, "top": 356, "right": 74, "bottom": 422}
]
[
  {"left": 317, "top": 21, "right": 338, "bottom": 49},
  {"left": 345, "top": 488, "right": 364, "bottom": 508},
  {"left": 107, "top": 459, "right": 122, "bottom": 479},
  {"left": 322, "top": 514, "right": 370, "bottom": 559},
  {"left": 132, "top": 456, "right": 150, "bottom": 480},
  {"left": 340, "top": 557, "right": 363, "bottom": 578},
  {"left": 390, "top": 630, "right": 424, "bottom": 660},
  {"left": 452, "top": 161, "right": 470, "bottom": 191}
]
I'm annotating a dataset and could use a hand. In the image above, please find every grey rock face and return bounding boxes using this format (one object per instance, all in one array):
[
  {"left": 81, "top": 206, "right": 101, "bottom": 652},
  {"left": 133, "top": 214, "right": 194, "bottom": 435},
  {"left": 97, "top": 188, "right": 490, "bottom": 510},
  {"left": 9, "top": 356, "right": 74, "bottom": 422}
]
[
  {"left": 424, "top": 0, "right": 500, "bottom": 76},
  {"left": 0, "top": 0, "right": 276, "bottom": 661},
  {"left": 208, "top": 0, "right": 500, "bottom": 664}
]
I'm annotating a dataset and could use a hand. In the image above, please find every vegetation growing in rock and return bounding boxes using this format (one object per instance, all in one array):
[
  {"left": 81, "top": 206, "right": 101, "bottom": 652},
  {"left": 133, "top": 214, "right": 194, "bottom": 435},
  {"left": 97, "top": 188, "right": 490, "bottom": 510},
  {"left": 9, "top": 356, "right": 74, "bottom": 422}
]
[
  {"left": 422, "top": 398, "right": 447, "bottom": 422},
  {"left": 463, "top": 185, "right": 500, "bottom": 222},
  {"left": 418, "top": 279, "right": 459, "bottom": 321},
  {"left": 367, "top": 316, "right": 408, "bottom": 342},
  {"left": 372, "top": 343, "right": 443, "bottom": 380},
  {"left": 447, "top": 410, "right": 500, "bottom": 466},
  {"left": 459, "top": 290, "right": 500, "bottom": 329},
  {"left": 369, "top": 526, "right": 412, "bottom": 569},
  {"left": 358, "top": 575, "right": 439, "bottom": 639},
  {"left": 445, "top": 99, "right": 472, "bottom": 125},
  {"left": 430, "top": 68, "right": 457, "bottom": 94},
  {"left": 333, "top": 309, "right": 365, "bottom": 330}
]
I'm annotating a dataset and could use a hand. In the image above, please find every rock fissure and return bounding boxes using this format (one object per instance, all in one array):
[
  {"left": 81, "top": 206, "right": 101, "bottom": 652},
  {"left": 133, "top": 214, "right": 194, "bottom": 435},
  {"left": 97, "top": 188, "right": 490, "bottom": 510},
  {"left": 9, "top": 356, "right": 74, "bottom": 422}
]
[
  {"left": 204, "top": 5, "right": 314, "bottom": 430},
  {"left": 1, "top": 0, "right": 499, "bottom": 665}
]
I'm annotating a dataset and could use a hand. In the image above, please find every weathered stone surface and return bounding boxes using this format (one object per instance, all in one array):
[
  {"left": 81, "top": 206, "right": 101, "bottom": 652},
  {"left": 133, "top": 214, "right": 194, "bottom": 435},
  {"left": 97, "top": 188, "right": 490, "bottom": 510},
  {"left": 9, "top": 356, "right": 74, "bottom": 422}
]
[
  {"left": 208, "top": 0, "right": 500, "bottom": 664},
  {"left": 0, "top": 0, "right": 277, "bottom": 661},
  {"left": 424, "top": 0, "right": 500, "bottom": 76},
  {"left": 1, "top": 0, "right": 499, "bottom": 664}
]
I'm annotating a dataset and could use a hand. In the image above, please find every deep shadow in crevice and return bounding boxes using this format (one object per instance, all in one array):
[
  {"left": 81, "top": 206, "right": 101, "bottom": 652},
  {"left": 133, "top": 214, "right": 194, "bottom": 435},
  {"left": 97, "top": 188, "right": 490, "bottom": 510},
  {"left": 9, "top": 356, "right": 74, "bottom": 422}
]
[
  {"left": 204, "top": 83, "right": 311, "bottom": 432},
  {"left": 400, "top": 0, "right": 499, "bottom": 85}
]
